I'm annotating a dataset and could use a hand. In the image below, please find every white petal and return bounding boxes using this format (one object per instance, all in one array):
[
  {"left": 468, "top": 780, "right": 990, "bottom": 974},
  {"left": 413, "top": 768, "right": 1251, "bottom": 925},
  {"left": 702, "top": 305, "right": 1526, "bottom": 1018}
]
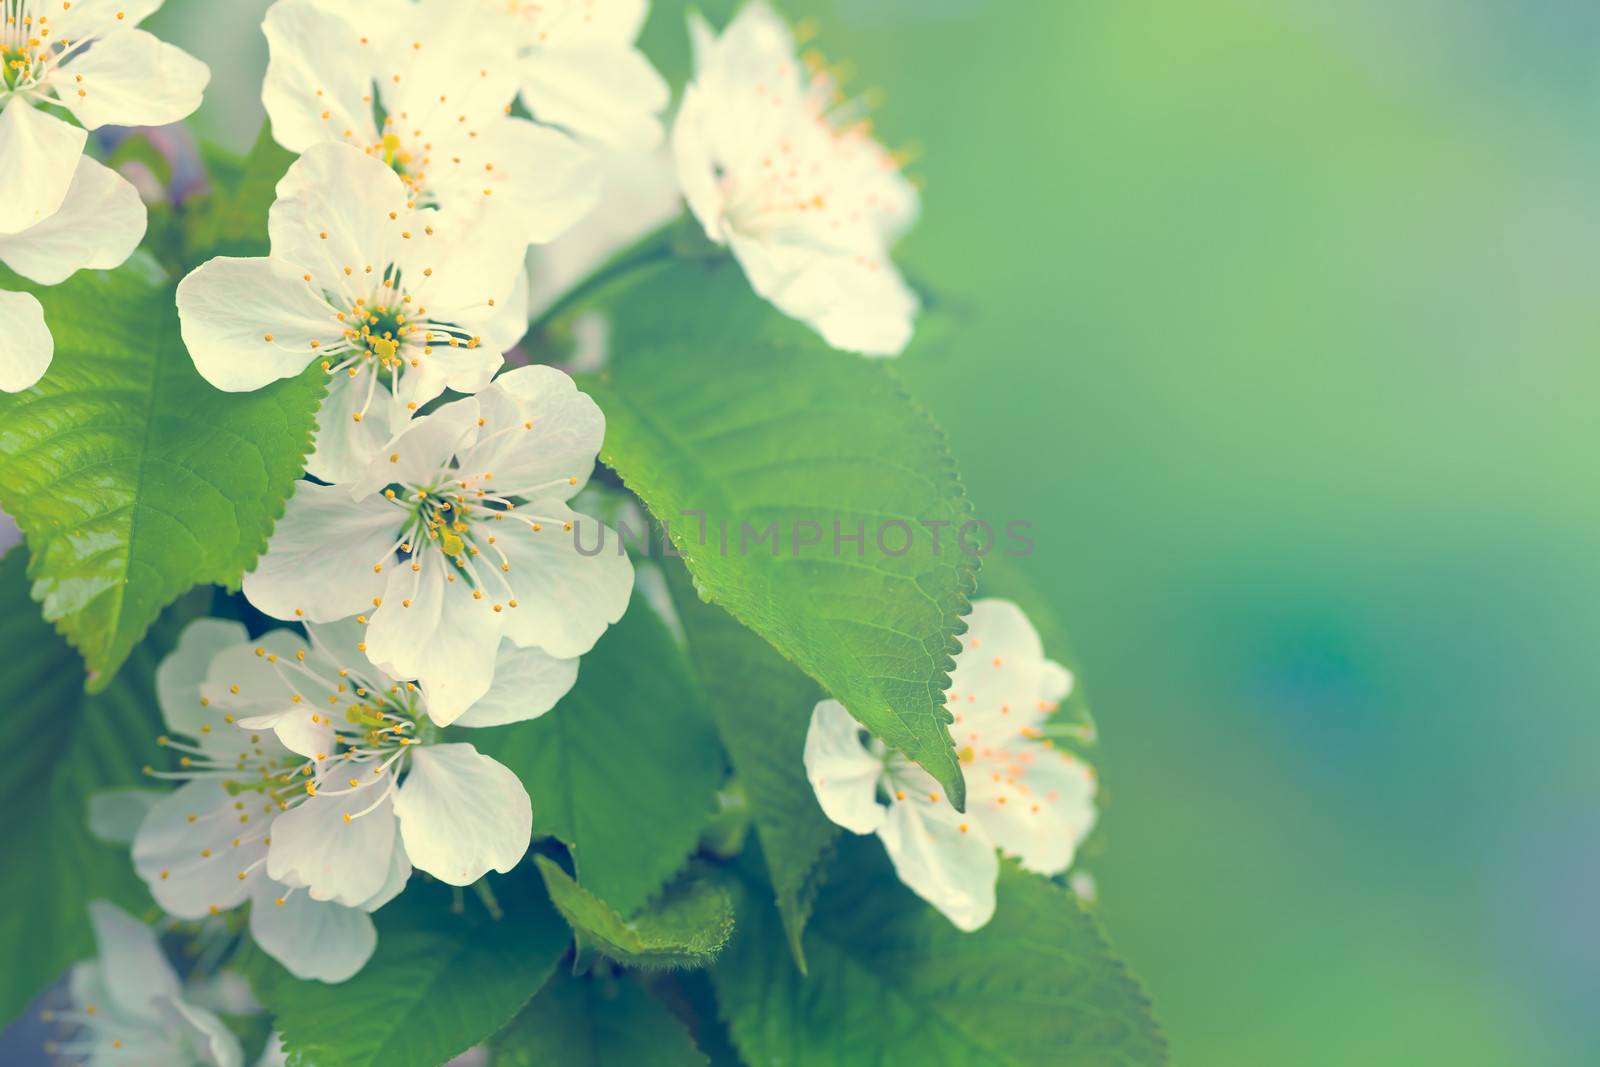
[
  {"left": 85, "top": 900, "right": 182, "bottom": 1018},
  {"left": 53, "top": 0, "right": 166, "bottom": 39},
  {"left": 365, "top": 554, "right": 503, "bottom": 724},
  {"left": 87, "top": 789, "right": 164, "bottom": 846},
  {"left": 670, "top": 86, "right": 727, "bottom": 245},
  {"left": 269, "top": 142, "right": 409, "bottom": 293},
  {"left": 156, "top": 618, "right": 249, "bottom": 737},
  {"left": 176, "top": 257, "right": 340, "bottom": 391},
  {"left": 350, "top": 393, "right": 479, "bottom": 499},
  {"left": 877, "top": 793, "right": 998, "bottom": 932},
  {"left": 0, "top": 157, "right": 145, "bottom": 284},
  {"left": 946, "top": 598, "right": 1073, "bottom": 748},
  {"left": 384, "top": 0, "right": 520, "bottom": 127},
  {"left": 969, "top": 745, "right": 1098, "bottom": 877},
  {"left": 728, "top": 231, "right": 917, "bottom": 358},
  {"left": 261, "top": 0, "right": 376, "bottom": 153},
  {"left": 803, "top": 699, "right": 886, "bottom": 834},
  {"left": 526, "top": 146, "right": 682, "bottom": 318},
  {"left": 450, "top": 641, "right": 577, "bottom": 729},
  {"left": 242, "top": 480, "right": 397, "bottom": 622},
  {"left": 304, "top": 366, "right": 397, "bottom": 484},
  {"left": 266, "top": 789, "right": 398, "bottom": 907},
  {"left": 357, "top": 823, "right": 412, "bottom": 912},
  {"left": 132, "top": 782, "right": 267, "bottom": 919},
  {"left": 236, "top": 706, "right": 336, "bottom": 762},
  {"left": 455, "top": 365, "right": 604, "bottom": 500},
  {"left": 397, "top": 204, "right": 529, "bottom": 342},
  {"left": 0, "top": 100, "right": 86, "bottom": 235},
  {"left": 394, "top": 743, "right": 531, "bottom": 885},
  {"left": 496, "top": 502, "right": 633, "bottom": 659},
  {"left": 247, "top": 878, "right": 377, "bottom": 984},
  {"left": 0, "top": 290, "right": 53, "bottom": 393},
  {"left": 159, "top": 997, "right": 245, "bottom": 1067},
  {"left": 56, "top": 28, "right": 209, "bottom": 130},
  {"left": 427, "top": 118, "right": 597, "bottom": 245},
  {"left": 519, "top": 45, "right": 667, "bottom": 151}
]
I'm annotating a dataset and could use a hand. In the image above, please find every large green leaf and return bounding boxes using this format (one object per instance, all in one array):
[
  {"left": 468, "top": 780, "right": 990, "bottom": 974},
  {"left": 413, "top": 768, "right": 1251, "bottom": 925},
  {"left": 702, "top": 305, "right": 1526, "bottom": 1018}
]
[
  {"left": 265, "top": 869, "right": 570, "bottom": 1067},
  {"left": 0, "top": 549, "right": 206, "bottom": 1025},
  {"left": 475, "top": 602, "right": 724, "bottom": 914},
  {"left": 662, "top": 561, "right": 836, "bottom": 971},
  {"left": 578, "top": 258, "right": 976, "bottom": 807},
  {"left": 535, "top": 856, "right": 733, "bottom": 971},
  {"left": 0, "top": 257, "right": 324, "bottom": 688},
  {"left": 712, "top": 839, "right": 1168, "bottom": 1066},
  {"left": 495, "top": 970, "right": 708, "bottom": 1067}
]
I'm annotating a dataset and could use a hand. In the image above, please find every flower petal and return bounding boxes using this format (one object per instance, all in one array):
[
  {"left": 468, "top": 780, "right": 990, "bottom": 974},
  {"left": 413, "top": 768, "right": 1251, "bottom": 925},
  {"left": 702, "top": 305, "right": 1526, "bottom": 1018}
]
[
  {"left": 53, "top": 0, "right": 166, "bottom": 39},
  {"left": 449, "top": 641, "right": 578, "bottom": 729},
  {"left": 266, "top": 788, "right": 398, "bottom": 908},
  {"left": 496, "top": 502, "right": 633, "bottom": 659},
  {"left": 261, "top": 0, "right": 376, "bottom": 153},
  {"left": 394, "top": 743, "right": 531, "bottom": 885},
  {"left": 728, "top": 231, "right": 917, "bottom": 358},
  {"left": 877, "top": 793, "right": 998, "bottom": 932},
  {"left": 0, "top": 157, "right": 145, "bottom": 284},
  {"left": 56, "top": 27, "right": 209, "bottom": 130},
  {"left": 242, "top": 480, "right": 396, "bottom": 622},
  {"left": 158, "top": 997, "right": 245, "bottom": 1067},
  {"left": 519, "top": 44, "right": 667, "bottom": 151},
  {"left": 247, "top": 878, "right": 377, "bottom": 984},
  {"left": 0, "top": 101, "right": 86, "bottom": 235},
  {"left": 85, "top": 900, "right": 182, "bottom": 1018},
  {"left": 87, "top": 789, "right": 165, "bottom": 846},
  {"left": 176, "top": 256, "right": 340, "bottom": 391},
  {"left": 350, "top": 392, "right": 479, "bottom": 499},
  {"left": 969, "top": 746, "right": 1098, "bottom": 877},
  {"left": 236, "top": 705, "right": 336, "bottom": 762},
  {"left": 364, "top": 554, "right": 503, "bottom": 724},
  {"left": 0, "top": 290, "right": 53, "bottom": 393},
  {"left": 427, "top": 118, "right": 598, "bottom": 245},
  {"left": 304, "top": 367, "right": 399, "bottom": 485},
  {"left": 132, "top": 781, "right": 268, "bottom": 920},
  {"left": 156, "top": 618, "right": 248, "bottom": 733},
  {"left": 803, "top": 699, "right": 887, "bottom": 834},
  {"left": 455, "top": 365, "right": 604, "bottom": 501},
  {"left": 946, "top": 598, "right": 1074, "bottom": 747},
  {"left": 358, "top": 823, "right": 412, "bottom": 912},
  {"left": 269, "top": 142, "right": 409, "bottom": 293}
]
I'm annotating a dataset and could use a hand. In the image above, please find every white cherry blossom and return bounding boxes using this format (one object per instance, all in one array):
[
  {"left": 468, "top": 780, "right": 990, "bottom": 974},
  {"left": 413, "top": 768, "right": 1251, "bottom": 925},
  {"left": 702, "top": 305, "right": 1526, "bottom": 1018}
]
[
  {"left": 491, "top": 0, "right": 669, "bottom": 152},
  {"left": 51, "top": 901, "right": 242, "bottom": 1067},
  {"left": 673, "top": 1, "right": 920, "bottom": 356},
  {"left": 0, "top": 0, "right": 207, "bottom": 236},
  {"left": 130, "top": 619, "right": 387, "bottom": 984},
  {"left": 243, "top": 364, "right": 631, "bottom": 722},
  {"left": 176, "top": 140, "right": 531, "bottom": 482},
  {"left": 261, "top": 0, "right": 596, "bottom": 246},
  {"left": 804, "top": 599, "right": 1098, "bottom": 931},
  {"left": 0, "top": 153, "right": 146, "bottom": 391}
]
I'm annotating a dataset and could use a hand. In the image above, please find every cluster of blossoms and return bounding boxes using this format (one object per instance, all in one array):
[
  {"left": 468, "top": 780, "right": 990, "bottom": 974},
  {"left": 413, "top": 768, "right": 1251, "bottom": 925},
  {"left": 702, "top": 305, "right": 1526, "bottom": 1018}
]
[
  {"left": 805, "top": 599, "right": 1099, "bottom": 930},
  {"left": 0, "top": 0, "right": 207, "bottom": 390},
  {"left": 15, "top": 0, "right": 1085, "bottom": 1015}
]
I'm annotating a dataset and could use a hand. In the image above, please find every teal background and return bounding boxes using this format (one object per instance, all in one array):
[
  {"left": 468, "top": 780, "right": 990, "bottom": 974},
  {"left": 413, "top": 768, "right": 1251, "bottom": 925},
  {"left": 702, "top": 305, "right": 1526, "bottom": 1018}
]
[{"left": 151, "top": 1, "right": 1600, "bottom": 1063}]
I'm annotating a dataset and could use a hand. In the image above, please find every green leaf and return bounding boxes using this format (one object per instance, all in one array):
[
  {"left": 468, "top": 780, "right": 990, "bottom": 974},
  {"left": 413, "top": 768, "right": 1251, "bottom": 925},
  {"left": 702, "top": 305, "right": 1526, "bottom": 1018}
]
[
  {"left": 535, "top": 856, "right": 733, "bottom": 971},
  {"left": 474, "top": 601, "right": 724, "bottom": 914},
  {"left": 495, "top": 970, "right": 708, "bottom": 1067},
  {"left": 0, "top": 257, "right": 324, "bottom": 688},
  {"left": 265, "top": 868, "right": 570, "bottom": 1067},
  {"left": 712, "top": 838, "right": 1168, "bottom": 1067},
  {"left": 0, "top": 549, "right": 207, "bottom": 1025},
  {"left": 578, "top": 258, "right": 977, "bottom": 807},
  {"left": 661, "top": 561, "right": 836, "bottom": 971}
]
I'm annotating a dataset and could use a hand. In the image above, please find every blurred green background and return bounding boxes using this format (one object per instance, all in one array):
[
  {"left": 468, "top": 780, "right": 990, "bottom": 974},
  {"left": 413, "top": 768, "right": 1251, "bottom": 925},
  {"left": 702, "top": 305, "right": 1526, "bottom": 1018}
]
[{"left": 152, "top": 1, "right": 1600, "bottom": 1063}]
